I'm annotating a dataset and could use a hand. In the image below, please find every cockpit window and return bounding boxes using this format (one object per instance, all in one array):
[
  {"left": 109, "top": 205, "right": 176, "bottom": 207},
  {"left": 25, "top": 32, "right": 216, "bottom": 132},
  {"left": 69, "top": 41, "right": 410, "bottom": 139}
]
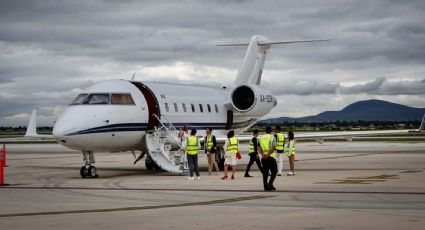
[
  {"left": 111, "top": 94, "right": 135, "bottom": 105},
  {"left": 70, "top": 94, "right": 88, "bottom": 105},
  {"left": 83, "top": 94, "right": 110, "bottom": 105}
]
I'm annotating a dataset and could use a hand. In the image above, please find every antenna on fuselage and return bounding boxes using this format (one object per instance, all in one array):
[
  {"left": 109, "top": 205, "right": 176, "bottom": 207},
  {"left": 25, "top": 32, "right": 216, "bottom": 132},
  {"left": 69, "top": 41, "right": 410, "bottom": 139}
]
[{"left": 131, "top": 72, "right": 136, "bottom": 81}]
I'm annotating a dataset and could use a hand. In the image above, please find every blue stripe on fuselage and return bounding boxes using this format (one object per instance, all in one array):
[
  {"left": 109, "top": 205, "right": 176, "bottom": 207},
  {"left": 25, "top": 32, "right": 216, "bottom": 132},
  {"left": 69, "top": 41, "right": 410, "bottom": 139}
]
[{"left": 65, "top": 119, "right": 257, "bottom": 136}]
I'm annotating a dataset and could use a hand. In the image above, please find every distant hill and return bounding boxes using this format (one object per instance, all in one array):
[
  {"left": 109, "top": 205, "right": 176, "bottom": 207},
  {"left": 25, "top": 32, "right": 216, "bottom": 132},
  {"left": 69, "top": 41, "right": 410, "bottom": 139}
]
[{"left": 263, "top": 99, "right": 425, "bottom": 123}]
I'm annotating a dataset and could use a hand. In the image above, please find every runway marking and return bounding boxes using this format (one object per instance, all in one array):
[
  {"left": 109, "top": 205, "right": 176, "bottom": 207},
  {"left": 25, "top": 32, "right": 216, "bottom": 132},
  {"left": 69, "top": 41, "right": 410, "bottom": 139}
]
[
  {"left": 0, "top": 195, "right": 273, "bottom": 218},
  {"left": 346, "top": 174, "right": 399, "bottom": 180},
  {"left": 316, "top": 174, "right": 399, "bottom": 185},
  {"left": 400, "top": 170, "right": 423, "bottom": 173},
  {"left": 1, "top": 186, "right": 425, "bottom": 195}
]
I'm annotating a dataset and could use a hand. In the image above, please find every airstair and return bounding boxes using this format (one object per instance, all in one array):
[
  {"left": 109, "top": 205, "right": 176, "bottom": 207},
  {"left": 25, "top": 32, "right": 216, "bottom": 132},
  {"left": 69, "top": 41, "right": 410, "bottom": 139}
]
[{"left": 144, "top": 114, "right": 187, "bottom": 173}]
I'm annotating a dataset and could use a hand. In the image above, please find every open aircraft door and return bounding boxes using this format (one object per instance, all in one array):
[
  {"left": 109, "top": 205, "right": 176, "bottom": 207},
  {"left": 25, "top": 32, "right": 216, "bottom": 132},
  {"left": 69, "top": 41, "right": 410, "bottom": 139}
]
[{"left": 131, "top": 82, "right": 160, "bottom": 130}]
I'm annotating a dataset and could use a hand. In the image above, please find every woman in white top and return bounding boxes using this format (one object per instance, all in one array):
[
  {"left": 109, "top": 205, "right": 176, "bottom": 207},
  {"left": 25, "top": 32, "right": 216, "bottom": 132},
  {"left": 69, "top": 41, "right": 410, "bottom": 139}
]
[
  {"left": 286, "top": 131, "right": 296, "bottom": 176},
  {"left": 178, "top": 125, "right": 189, "bottom": 144},
  {"left": 221, "top": 130, "right": 239, "bottom": 180}
]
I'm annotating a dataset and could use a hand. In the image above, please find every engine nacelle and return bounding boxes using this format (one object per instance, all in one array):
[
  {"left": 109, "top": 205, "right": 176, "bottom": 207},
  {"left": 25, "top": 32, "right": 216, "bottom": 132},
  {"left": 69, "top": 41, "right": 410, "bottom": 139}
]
[{"left": 230, "top": 84, "right": 277, "bottom": 117}]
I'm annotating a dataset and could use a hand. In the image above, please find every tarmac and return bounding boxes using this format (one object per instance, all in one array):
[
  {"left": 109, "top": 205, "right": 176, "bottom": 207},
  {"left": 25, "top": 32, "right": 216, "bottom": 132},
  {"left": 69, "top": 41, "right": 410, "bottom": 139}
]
[{"left": 0, "top": 141, "right": 424, "bottom": 229}]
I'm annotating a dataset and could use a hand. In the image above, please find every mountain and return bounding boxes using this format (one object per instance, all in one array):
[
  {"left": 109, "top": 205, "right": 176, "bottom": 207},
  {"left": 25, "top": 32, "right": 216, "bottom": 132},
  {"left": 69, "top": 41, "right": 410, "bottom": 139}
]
[{"left": 263, "top": 99, "right": 425, "bottom": 123}]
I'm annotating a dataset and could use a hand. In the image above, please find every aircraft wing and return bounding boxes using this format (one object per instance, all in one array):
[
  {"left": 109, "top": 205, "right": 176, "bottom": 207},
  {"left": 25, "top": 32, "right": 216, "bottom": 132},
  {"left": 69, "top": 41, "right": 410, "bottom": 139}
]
[
  {"left": 293, "top": 129, "right": 410, "bottom": 143},
  {"left": 227, "top": 114, "right": 425, "bottom": 144}
]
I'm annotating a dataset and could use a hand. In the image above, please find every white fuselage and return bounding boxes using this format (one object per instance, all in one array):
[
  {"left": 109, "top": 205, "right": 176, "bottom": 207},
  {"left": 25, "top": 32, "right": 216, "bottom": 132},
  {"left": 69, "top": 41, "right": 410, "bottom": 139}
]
[
  {"left": 52, "top": 80, "right": 263, "bottom": 152},
  {"left": 52, "top": 35, "right": 286, "bottom": 153}
]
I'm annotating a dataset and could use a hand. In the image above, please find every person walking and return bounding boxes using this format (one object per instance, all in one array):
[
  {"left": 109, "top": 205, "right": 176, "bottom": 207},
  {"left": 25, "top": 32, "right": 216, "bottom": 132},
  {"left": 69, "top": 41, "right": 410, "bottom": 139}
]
[
  {"left": 259, "top": 126, "right": 278, "bottom": 191},
  {"left": 244, "top": 129, "right": 263, "bottom": 177},
  {"left": 204, "top": 127, "right": 219, "bottom": 175},
  {"left": 274, "top": 126, "right": 285, "bottom": 176},
  {"left": 183, "top": 129, "right": 201, "bottom": 181},
  {"left": 221, "top": 130, "right": 239, "bottom": 180},
  {"left": 178, "top": 125, "right": 189, "bottom": 144},
  {"left": 286, "top": 131, "right": 296, "bottom": 176}
]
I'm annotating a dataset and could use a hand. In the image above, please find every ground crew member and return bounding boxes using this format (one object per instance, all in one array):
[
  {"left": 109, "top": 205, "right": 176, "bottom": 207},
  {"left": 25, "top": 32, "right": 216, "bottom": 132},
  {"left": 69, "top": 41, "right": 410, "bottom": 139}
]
[
  {"left": 184, "top": 129, "right": 201, "bottom": 181},
  {"left": 221, "top": 130, "right": 239, "bottom": 180},
  {"left": 204, "top": 127, "right": 219, "bottom": 175},
  {"left": 274, "top": 126, "right": 285, "bottom": 176},
  {"left": 244, "top": 129, "right": 263, "bottom": 177},
  {"left": 260, "top": 126, "right": 278, "bottom": 191},
  {"left": 286, "top": 131, "right": 296, "bottom": 176}
]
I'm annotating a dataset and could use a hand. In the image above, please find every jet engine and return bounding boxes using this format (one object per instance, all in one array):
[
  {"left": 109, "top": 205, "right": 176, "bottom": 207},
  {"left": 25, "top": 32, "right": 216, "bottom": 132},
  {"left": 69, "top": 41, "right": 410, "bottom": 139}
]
[{"left": 230, "top": 84, "right": 277, "bottom": 117}]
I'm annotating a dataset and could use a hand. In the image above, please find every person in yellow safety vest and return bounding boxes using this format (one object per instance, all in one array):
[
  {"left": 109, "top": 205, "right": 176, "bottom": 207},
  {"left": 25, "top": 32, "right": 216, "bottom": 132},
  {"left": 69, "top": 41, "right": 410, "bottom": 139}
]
[
  {"left": 274, "top": 126, "right": 285, "bottom": 176},
  {"left": 221, "top": 130, "right": 239, "bottom": 180},
  {"left": 183, "top": 129, "right": 201, "bottom": 181},
  {"left": 204, "top": 127, "right": 219, "bottom": 175},
  {"left": 259, "top": 126, "right": 278, "bottom": 191},
  {"left": 286, "top": 131, "right": 296, "bottom": 176},
  {"left": 244, "top": 129, "right": 263, "bottom": 177}
]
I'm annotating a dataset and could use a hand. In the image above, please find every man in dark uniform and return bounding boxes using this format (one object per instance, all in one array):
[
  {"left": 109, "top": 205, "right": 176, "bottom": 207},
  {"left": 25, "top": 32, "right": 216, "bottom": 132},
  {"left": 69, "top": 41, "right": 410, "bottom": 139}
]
[
  {"left": 244, "top": 129, "right": 263, "bottom": 177},
  {"left": 259, "top": 126, "right": 278, "bottom": 191}
]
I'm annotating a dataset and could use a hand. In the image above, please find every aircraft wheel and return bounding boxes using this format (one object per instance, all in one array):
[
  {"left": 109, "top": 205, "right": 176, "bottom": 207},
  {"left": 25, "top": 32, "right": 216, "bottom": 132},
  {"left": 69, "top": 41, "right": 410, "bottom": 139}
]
[
  {"left": 153, "top": 162, "right": 161, "bottom": 170},
  {"left": 145, "top": 157, "right": 154, "bottom": 170},
  {"left": 80, "top": 166, "right": 87, "bottom": 178},
  {"left": 88, "top": 165, "right": 97, "bottom": 177}
]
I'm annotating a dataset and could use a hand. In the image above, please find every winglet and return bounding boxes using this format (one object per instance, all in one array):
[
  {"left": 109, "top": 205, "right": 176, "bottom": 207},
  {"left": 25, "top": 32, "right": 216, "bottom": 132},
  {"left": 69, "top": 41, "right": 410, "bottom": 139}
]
[
  {"left": 410, "top": 114, "right": 425, "bottom": 133},
  {"left": 418, "top": 114, "right": 425, "bottom": 132},
  {"left": 24, "top": 110, "right": 38, "bottom": 137}
]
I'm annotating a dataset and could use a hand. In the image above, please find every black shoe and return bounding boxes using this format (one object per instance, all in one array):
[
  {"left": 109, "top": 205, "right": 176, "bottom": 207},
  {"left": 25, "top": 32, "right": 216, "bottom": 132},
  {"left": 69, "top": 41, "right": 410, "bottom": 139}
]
[
  {"left": 267, "top": 184, "right": 276, "bottom": 191},
  {"left": 244, "top": 174, "right": 253, "bottom": 177}
]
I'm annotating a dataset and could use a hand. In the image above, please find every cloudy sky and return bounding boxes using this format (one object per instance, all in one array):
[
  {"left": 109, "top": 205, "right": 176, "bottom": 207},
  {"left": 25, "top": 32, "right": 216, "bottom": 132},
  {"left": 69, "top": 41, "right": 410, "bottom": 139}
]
[{"left": 1, "top": 0, "right": 425, "bottom": 126}]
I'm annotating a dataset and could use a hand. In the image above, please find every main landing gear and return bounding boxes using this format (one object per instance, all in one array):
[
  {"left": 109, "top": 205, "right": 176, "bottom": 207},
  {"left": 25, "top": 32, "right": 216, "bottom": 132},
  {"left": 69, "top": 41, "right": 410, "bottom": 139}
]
[
  {"left": 145, "top": 154, "right": 161, "bottom": 170},
  {"left": 80, "top": 150, "right": 98, "bottom": 178}
]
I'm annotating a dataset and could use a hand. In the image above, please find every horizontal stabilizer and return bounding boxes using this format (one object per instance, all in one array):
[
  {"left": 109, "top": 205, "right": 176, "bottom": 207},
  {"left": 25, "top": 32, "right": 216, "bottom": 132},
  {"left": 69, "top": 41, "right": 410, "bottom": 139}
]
[
  {"left": 217, "top": 39, "right": 331, "bottom": 47},
  {"left": 219, "top": 35, "right": 331, "bottom": 86}
]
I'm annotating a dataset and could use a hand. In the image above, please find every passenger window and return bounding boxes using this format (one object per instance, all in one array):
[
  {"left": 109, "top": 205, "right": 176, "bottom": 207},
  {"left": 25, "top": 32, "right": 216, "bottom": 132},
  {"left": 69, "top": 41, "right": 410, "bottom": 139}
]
[
  {"left": 207, "top": 104, "right": 211, "bottom": 113},
  {"left": 70, "top": 94, "right": 88, "bottom": 105},
  {"left": 182, "top": 103, "right": 187, "bottom": 113},
  {"left": 165, "top": 103, "right": 169, "bottom": 112},
  {"left": 174, "top": 103, "right": 178, "bottom": 112},
  {"left": 111, "top": 94, "right": 135, "bottom": 105},
  {"left": 215, "top": 104, "right": 219, "bottom": 113},
  {"left": 191, "top": 104, "right": 195, "bottom": 113},
  {"left": 199, "top": 104, "right": 203, "bottom": 113},
  {"left": 83, "top": 94, "right": 110, "bottom": 105}
]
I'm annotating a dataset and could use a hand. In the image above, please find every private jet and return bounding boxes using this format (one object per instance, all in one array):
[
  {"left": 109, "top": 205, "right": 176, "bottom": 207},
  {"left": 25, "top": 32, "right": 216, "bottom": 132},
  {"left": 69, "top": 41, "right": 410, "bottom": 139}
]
[{"left": 25, "top": 35, "right": 425, "bottom": 178}]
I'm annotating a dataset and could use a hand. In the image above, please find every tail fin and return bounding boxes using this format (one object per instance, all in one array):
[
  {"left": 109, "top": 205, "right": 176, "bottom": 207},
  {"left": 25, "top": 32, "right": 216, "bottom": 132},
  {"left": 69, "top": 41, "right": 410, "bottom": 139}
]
[
  {"left": 218, "top": 35, "right": 330, "bottom": 85},
  {"left": 24, "top": 110, "right": 38, "bottom": 137}
]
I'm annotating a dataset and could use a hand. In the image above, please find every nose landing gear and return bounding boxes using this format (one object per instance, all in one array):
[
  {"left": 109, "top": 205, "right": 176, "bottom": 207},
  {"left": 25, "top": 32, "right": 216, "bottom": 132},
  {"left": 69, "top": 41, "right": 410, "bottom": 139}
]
[
  {"left": 80, "top": 150, "right": 98, "bottom": 178},
  {"left": 80, "top": 165, "right": 98, "bottom": 178}
]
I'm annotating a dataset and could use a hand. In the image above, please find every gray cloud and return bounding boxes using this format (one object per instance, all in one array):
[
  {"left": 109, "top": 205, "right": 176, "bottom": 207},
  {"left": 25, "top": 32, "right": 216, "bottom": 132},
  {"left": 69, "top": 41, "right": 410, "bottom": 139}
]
[
  {"left": 340, "top": 78, "right": 425, "bottom": 95},
  {"left": 265, "top": 80, "right": 339, "bottom": 96},
  {"left": 267, "top": 78, "right": 425, "bottom": 96},
  {"left": 340, "top": 78, "right": 385, "bottom": 94}
]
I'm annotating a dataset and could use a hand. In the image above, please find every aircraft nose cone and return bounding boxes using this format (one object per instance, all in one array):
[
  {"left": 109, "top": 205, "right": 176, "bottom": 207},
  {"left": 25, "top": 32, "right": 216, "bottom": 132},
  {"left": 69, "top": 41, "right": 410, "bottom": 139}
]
[
  {"left": 53, "top": 118, "right": 67, "bottom": 142},
  {"left": 52, "top": 110, "right": 79, "bottom": 143}
]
